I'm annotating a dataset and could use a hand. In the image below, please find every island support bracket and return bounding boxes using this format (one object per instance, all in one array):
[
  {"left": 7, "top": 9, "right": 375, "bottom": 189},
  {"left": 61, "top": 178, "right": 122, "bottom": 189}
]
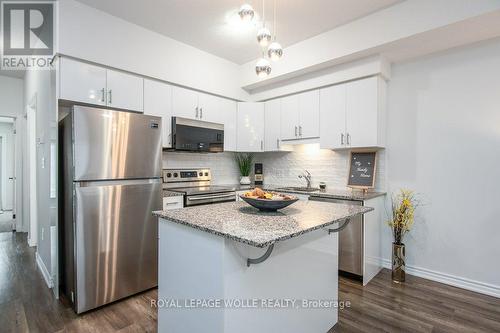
[
  {"left": 247, "top": 244, "right": 275, "bottom": 267},
  {"left": 328, "top": 218, "right": 351, "bottom": 234}
]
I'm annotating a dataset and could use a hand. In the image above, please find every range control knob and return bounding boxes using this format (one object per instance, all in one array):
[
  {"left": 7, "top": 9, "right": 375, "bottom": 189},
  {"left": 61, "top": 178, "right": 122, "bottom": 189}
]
[
  {"left": 199, "top": 172, "right": 203, "bottom": 177},
  {"left": 166, "top": 173, "right": 172, "bottom": 178},
  {"left": 173, "top": 173, "right": 178, "bottom": 177},
  {"left": 204, "top": 172, "right": 209, "bottom": 176}
]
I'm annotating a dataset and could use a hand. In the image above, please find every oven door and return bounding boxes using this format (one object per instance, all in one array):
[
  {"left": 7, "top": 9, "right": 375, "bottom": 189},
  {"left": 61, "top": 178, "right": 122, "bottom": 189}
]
[{"left": 185, "top": 192, "right": 236, "bottom": 206}]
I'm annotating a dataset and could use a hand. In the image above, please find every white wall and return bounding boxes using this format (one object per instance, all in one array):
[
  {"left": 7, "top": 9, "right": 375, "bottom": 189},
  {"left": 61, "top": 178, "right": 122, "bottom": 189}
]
[
  {"left": 0, "top": 76, "right": 23, "bottom": 118},
  {"left": 0, "top": 123, "right": 14, "bottom": 211},
  {"left": 24, "top": 67, "right": 57, "bottom": 285},
  {"left": 58, "top": 0, "right": 248, "bottom": 101},
  {"left": 385, "top": 38, "right": 500, "bottom": 296}
]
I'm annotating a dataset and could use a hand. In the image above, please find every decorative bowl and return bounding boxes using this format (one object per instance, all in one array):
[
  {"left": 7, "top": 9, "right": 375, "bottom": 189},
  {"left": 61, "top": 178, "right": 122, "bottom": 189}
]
[{"left": 239, "top": 195, "right": 299, "bottom": 212}]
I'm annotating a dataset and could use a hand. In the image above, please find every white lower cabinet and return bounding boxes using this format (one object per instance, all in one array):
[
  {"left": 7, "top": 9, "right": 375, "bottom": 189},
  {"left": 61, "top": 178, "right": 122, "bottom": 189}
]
[
  {"left": 144, "top": 79, "right": 173, "bottom": 148},
  {"left": 163, "top": 196, "right": 184, "bottom": 210},
  {"left": 237, "top": 103, "right": 265, "bottom": 152}
]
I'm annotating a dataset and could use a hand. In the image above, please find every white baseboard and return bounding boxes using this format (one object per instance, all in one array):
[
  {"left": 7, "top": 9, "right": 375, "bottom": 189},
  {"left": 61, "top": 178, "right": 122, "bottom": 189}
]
[
  {"left": 28, "top": 237, "right": 37, "bottom": 247},
  {"left": 382, "top": 259, "right": 500, "bottom": 298},
  {"left": 36, "top": 251, "right": 54, "bottom": 289}
]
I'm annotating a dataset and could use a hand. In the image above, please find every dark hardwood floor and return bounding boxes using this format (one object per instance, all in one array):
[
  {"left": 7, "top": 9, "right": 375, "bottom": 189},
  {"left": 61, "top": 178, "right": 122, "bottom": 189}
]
[{"left": 1, "top": 232, "right": 499, "bottom": 332}]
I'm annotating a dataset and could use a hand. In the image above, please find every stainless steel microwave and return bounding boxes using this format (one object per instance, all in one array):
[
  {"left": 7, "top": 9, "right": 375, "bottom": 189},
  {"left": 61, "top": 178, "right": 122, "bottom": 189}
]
[{"left": 170, "top": 117, "right": 224, "bottom": 152}]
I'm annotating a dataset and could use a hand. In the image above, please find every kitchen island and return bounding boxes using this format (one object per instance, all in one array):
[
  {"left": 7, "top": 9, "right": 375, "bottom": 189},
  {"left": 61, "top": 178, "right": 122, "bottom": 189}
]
[{"left": 154, "top": 201, "right": 373, "bottom": 333}]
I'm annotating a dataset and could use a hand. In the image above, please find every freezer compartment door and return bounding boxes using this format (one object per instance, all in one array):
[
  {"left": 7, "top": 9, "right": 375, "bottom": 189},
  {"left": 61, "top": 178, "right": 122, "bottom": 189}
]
[
  {"left": 74, "top": 180, "right": 161, "bottom": 313},
  {"left": 73, "top": 106, "right": 162, "bottom": 181}
]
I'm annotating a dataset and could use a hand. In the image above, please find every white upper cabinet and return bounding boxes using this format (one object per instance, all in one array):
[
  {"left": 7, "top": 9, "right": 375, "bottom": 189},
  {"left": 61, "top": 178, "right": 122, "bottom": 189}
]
[
  {"left": 59, "top": 57, "right": 144, "bottom": 112},
  {"left": 106, "top": 70, "right": 144, "bottom": 112},
  {"left": 60, "top": 57, "right": 107, "bottom": 106},
  {"left": 320, "top": 76, "right": 386, "bottom": 150},
  {"left": 171, "top": 86, "right": 199, "bottom": 119},
  {"left": 201, "top": 93, "right": 238, "bottom": 151},
  {"left": 264, "top": 99, "right": 282, "bottom": 151},
  {"left": 280, "top": 90, "right": 320, "bottom": 140},
  {"left": 237, "top": 103, "right": 265, "bottom": 152},
  {"left": 298, "top": 90, "right": 320, "bottom": 139},
  {"left": 320, "top": 84, "right": 346, "bottom": 149},
  {"left": 144, "top": 79, "right": 173, "bottom": 148},
  {"left": 280, "top": 94, "right": 300, "bottom": 140}
]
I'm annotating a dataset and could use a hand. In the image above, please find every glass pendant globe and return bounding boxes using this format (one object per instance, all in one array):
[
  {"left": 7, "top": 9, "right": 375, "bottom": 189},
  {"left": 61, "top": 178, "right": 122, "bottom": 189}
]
[
  {"left": 267, "top": 41, "right": 283, "bottom": 61},
  {"left": 257, "top": 27, "right": 272, "bottom": 47},
  {"left": 255, "top": 57, "right": 271, "bottom": 78},
  {"left": 238, "top": 4, "right": 255, "bottom": 22}
]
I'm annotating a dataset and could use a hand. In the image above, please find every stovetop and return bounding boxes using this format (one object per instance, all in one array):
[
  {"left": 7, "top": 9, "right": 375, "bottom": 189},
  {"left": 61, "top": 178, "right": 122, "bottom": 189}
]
[{"left": 168, "top": 185, "right": 236, "bottom": 196}]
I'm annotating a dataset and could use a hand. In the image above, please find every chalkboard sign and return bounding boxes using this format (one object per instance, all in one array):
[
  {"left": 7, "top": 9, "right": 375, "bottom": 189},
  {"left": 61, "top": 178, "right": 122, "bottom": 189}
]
[{"left": 347, "top": 151, "right": 377, "bottom": 189}]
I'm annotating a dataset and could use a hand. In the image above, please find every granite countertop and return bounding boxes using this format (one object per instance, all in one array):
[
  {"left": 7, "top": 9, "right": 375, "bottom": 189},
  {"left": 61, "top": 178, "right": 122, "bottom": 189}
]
[
  {"left": 154, "top": 201, "right": 373, "bottom": 248},
  {"left": 221, "top": 184, "right": 386, "bottom": 201},
  {"left": 163, "top": 190, "right": 184, "bottom": 198}
]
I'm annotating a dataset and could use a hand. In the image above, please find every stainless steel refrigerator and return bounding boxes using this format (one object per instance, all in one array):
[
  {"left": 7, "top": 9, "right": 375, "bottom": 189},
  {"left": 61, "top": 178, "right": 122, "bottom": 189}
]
[{"left": 59, "top": 106, "right": 162, "bottom": 313}]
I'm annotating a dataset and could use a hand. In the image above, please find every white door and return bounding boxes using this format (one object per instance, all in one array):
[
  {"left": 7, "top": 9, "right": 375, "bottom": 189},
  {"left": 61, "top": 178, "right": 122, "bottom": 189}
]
[
  {"left": 201, "top": 94, "right": 237, "bottom": 152},
  {"left": 264, "top": 99, "right": 281, "bottom": 151},
  {"left": 298, "top": 90, "right": 320, "bottom": 139},
  {"left": 59, "top": 57, "right": 107, "bottom": 106},
  {"left": 172, "top": 86, "right": 199, "bottom": 120},
  {"left": 237, "top": 103, "right": 265, "bottom": 152},
  {"left": 144, "top": 79, "right": 173, "bottom": 148},
  {"left": 106, "top": 70, "right": 144, "bottom": 112},
  {"left": 346, "top": 77, "right": 378, "bottom": 148},
  {"left": 280, "top": 94, "right": 300, "bottom": 140},
  {"left": 320, "top": 84, "right": 346, "bottom": 149}
]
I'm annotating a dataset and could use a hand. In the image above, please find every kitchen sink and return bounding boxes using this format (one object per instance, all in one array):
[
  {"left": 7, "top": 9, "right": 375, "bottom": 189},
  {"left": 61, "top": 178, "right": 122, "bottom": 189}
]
[{"left": 276, "top": 187, "right": 319, "bottom": 193}]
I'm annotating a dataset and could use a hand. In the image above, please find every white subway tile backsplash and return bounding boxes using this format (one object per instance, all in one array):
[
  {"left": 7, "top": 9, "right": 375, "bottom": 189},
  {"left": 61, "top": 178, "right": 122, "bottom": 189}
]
[{"left": 163, "top": 145, "right": 386, "bottom": 191}]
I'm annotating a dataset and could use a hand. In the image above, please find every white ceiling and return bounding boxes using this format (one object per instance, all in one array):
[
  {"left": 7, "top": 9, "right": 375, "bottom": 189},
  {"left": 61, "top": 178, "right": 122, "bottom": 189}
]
[{"left": 75, "top": 0, "right": 401, "bottom": 64}]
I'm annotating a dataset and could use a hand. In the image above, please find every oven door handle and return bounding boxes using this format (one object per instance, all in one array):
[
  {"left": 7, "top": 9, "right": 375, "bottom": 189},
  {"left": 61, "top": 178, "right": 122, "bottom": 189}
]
[{"left": 187, "top": 193, "right": 236, "bottom": 201}]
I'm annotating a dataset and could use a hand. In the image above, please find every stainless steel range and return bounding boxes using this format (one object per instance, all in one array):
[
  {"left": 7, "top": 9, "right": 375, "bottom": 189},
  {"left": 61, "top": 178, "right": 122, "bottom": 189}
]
[{"left": 163, "top": 168, "right": 236, "bottom": 206}]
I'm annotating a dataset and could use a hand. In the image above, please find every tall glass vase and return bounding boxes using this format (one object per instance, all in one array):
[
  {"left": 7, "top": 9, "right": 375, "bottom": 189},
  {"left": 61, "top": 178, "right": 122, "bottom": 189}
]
[{"left": 392, "top": 243, "right": 405, "bottom": 283}]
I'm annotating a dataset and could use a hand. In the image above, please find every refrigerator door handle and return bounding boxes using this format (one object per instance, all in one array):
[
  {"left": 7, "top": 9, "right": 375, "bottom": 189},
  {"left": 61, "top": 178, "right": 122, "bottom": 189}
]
[{"left": 75, "top": 178, "right": 161, "bottom": 187}]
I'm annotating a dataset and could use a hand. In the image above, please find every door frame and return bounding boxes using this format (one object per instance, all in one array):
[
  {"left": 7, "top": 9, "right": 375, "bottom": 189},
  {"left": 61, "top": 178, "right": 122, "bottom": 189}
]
[
  {"left": 0, "top": 117, "right": 17, "bottom": 231},
  {"left": 27, "top": 95, "right": 38, "bottom": 247}
]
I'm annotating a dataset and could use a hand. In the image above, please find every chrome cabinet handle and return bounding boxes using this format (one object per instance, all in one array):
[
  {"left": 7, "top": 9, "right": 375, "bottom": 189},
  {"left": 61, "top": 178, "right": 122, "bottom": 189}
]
[
  {"left": 200, "top": 108, "right": 203, "bottom": 119},
  {"left": 276, "top": 138, "right": 279, "bottom": 149},
  {"left": 346, "top": 133, "right": 351, "bottom": 145},
  {"left": 299, "top": 126, "right": 302, "bottom": 137},
  {"left": 108, "top": 90, "right": 112, "bottom": 104},
  {"left": 341, "top": 133, "right": 344, "bottom": 145},
  {"left": 165, "top": 202, "right": 179, "bottom": 206},
  {"left": 261, "top": 140, "right": 264, "bottom": 151},
  {"left": 195, "top": 107, "right": 199, "bottom": 118},
  {"left": 101, "top": 88, "right": 106, "bottom": 103},
  {"left": 295, "top": 126, "right": 298, "bottom": 137}
]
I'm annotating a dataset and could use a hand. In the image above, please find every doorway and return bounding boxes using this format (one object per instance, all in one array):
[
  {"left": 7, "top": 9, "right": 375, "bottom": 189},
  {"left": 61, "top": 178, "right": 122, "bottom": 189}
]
[{"left": 0, "top": 118, "right": 15, "bottom": 233}]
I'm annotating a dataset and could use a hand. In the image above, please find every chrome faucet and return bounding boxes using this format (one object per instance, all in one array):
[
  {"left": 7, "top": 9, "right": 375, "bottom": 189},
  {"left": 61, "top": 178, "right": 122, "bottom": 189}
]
[{"left": 298, "top": 170, "right": 312, "bottom": 188}]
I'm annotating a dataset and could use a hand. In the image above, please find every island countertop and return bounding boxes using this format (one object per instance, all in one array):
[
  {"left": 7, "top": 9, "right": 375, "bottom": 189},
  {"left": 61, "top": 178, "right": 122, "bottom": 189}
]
[{"left": 153, "top": 201, "right": 373, "bottom": 248}]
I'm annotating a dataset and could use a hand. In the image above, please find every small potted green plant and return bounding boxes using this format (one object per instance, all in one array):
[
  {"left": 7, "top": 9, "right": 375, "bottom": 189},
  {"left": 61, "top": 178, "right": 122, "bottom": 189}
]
[
  {"left": 388, "top": 189, "right": 420, "bottom": 283},
  {"left": 235, "top": 153, "right": 254, "bottom": 185}
]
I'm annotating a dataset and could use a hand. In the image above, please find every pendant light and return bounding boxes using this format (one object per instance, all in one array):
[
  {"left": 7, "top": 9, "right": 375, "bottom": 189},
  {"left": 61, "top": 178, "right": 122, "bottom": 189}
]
[
  {"left": 238, "top": 3, "right": 255, "bottom": 22},
  {"left": 255, "top": 54, "right": 272, "bottom": 78},
  {"left": 267, "top": 0, "right": 283, "bottom": 61},
  {"left": 256, "top": 0, "right": 271, "bottom": 47}
]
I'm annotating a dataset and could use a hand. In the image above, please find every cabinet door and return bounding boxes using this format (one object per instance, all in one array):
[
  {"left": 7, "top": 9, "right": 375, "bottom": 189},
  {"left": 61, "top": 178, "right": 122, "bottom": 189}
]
[
  {"left": 320, "top": 84, "right": 346, "bottom": 149},
  {"left": 171, "top": 86, "right": 199, "bottom": 119},
  {"left": 280, "top": 94, "right": 300, "bottom": 140},
  {"left": 202, "top": 93, "right": 238, "bottom": 151},
  {"left": 237, "top": 103, "right": 265, "bottom": 152},
  {"left": 298, "top": 90, "right": 320, "bottom": 138},
  {"left": 144, "top": 79, "right": 173, "bottom": 148},
  {"left": 59, "top": 57, "right": 107, "bottom": 106},
  {"left": 346, "top": 77, "right": 378, "bottom": 148},
  {"left": 106, "top": 70, "right": 144, "bottom": 112},
  {"left": 264, "top": 99, "right": 281, "bottom": 151}
]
